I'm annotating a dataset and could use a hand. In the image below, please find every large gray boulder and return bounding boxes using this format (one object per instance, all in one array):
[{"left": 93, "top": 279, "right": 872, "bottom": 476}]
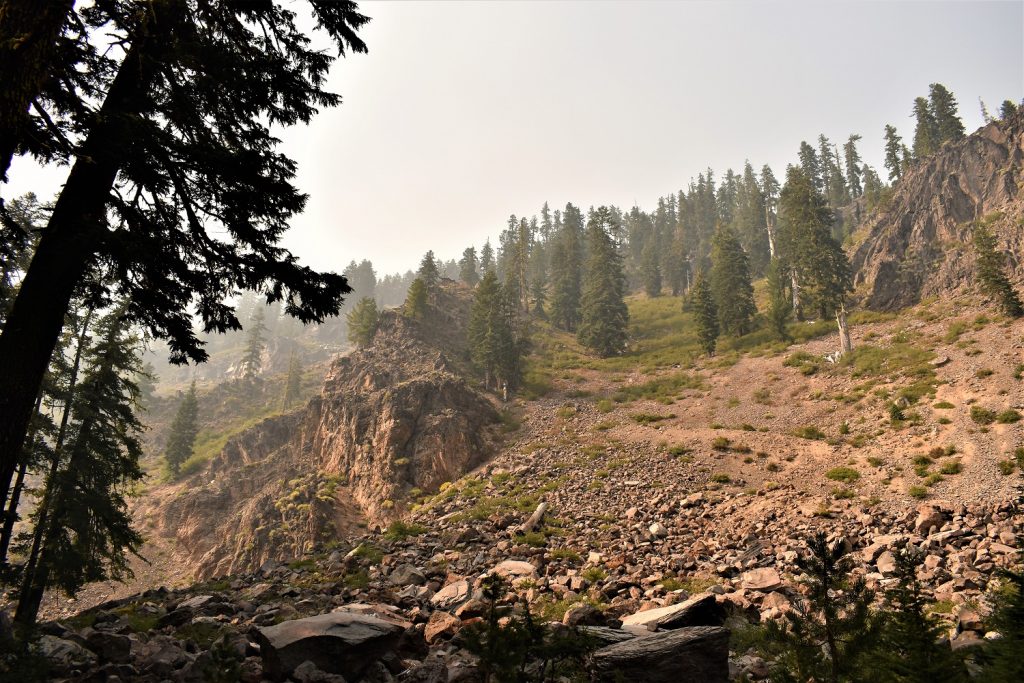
[
  {"left": 254, "top": 611, "right": 404, "bottom": 681},
  {"left": 619, "top": 593, "right": 725, "bottom": 631},
  {"left": 589, "top": 625, "right": 729, "bottom": 683}
]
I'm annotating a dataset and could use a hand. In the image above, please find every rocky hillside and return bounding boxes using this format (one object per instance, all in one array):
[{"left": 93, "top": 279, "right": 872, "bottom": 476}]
[
  {"left": 141, "top": 282, "right": 500, "bottom": 579},
  {"left": 851, "top": 110, "right": 1024, "bottom": 310}
]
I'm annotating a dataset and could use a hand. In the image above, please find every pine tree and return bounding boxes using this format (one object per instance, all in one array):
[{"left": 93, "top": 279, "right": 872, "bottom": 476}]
[
  {"left": 870, "top": 547, "right": 968, "bottom": 682},
  {"left": 165, "top": 381, "right": 199, "bottom": 476},
  {"left": 912, "top": 96, "right": 940, "bottom": 159},
  {"left": 709, "top": 227, "right": 756, "bottom": 336},
  {"left": 761, "top": 532, "right": 879, "bottom": 683},
  {"left": 766, "top": 258, "right": 792, "bottom": 340},
  {"left": 459, "top": 247, "right": 480, "bottom": 287},
  {"left": 240, "top": 307, "right": 267, "bottom": 380},
  {"left": 283, "top": 352, "right": 303, "bottom": 408},
  {"left": 418, "top": 250, "right": 440, "bottom": 290},
  {"left": 530, "top": 274, "right": 547, "bottom": 320},
  {"left": 641, "top": 239, "right": 662, "bottom": 297},
  {"left": 404, "top": 278, "right": 428, "bottom": 319},
  {"left": 843, "top": 134, "right": 863, "bottom": 198},
  {"left": 577, "top": 207, "right": 629, "bottom": 357},
  {"left": 798, "top": 141, "right": 823, "bottom": 192},
  {"left": 999, "top": 100, "right": 1019, "bottom": 120},
  {"left": 929, "top": 83, "right": 965, "bottom": 144},
  {"left": 691, "top": 273, "right": 718, "bottom": 357},
  {"left": 0, "top": 2, "right": 369, "bottom": 505},
  {"left": 972, "top": 223, "right": 1023, "bottom": 317},
  {"left": 346, "top": 296, "right": 380, "bottom": 346},
  {"left": 15, "top": 308, "right": 146, "bottom": 626},
  {"left": 883, "top": 125, "right": 904, "bottom": 182}
]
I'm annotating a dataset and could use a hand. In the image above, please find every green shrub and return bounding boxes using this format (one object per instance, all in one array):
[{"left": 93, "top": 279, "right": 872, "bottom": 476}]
[
  {"left": 970, "top": 406, "right": 997, "bottom": 425},
  {"left": 710, "top": 472, "right": 731, "bottom": 483},
  {"left": 826, "top": 467, "right": 860, "bottom": 483},
  {"left": 711, "top": 436, "right": 731, "bottom": 450},
  {"left": 631, "top": 412, "right": 674, "bottom": 424},
  {"left": 939, "top": 460, "right": 962, "bottom": 475},
  {"left": 384, "top": 520, "right": 427, "bottom": 541},
  {"left": 996, "top": 409, "right": 1022, "bottom": 424},
  {"left": 997, "top": 460, "right": 1016, "bottom": 476},
  {"left": 908, "top": 486, "right": 928, "bottom": 499},
  {"left": 932, "top": 401, "right": 954, "bottom": 409},
  {"left": 793, "top": 425, "right": 826, "bottom": 440}
]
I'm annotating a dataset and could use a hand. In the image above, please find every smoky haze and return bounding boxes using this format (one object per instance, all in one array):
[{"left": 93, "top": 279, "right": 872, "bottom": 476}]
[{"left": 6, "top": 0, "right": 1023, "bottom": 276}]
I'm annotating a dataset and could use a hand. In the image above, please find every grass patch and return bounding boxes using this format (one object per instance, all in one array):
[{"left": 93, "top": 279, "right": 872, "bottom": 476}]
[
  {"left": 970, "top": 406, "right": 997, "bottom": 425},
  {"left": 933, "top": 401, "right": 954, "bottom": 409},
  {"left": 826, "top": 467, "right": 860, "bottom": 483},
  {"left": 996, "top": 409, "right": 1022, "bottom": 424},
  {"left": 631, "top": 412, "right": 675, "bottom": 424},
  {"left": 710, "top": 472, "right": 731, "bottom": 484},
  {"left": 997, "top": 460, "right": 1016, "bottom": 476},
  {"left": 793, "top": 425, "right": 826, "bottom": 440},
  {"left": 613, "top": 373, "right": 703, "bottom": 403},
  {"left": 384, "top": 520, "right": 427, "bottom": 541},
  {"left": 907, "top": 485, "right": 928, "bottom": 500}
]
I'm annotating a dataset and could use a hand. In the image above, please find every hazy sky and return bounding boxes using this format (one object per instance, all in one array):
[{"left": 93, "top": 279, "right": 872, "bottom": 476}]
[{"left": 5, "top": 0, "right": 1023, "bottom": 277}]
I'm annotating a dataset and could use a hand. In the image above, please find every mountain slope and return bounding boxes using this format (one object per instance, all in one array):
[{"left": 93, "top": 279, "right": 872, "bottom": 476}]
[{"left": 851, "top": 110, "right": 1024, "bottom": 310}]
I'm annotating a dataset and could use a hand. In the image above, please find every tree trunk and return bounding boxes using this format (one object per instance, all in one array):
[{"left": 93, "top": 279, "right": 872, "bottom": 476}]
[
  {"left": 765, "top": 209, "right": 777, "bottom": 259},
  {"left": 12, "top": 309, "right": 91, "bottom": 623},
  {"left": 0, "top": 0, "right": 75, "bottom": 180},
  {"left": 790, "top": 270, "right": 803, "bottom": 321},
  {"left": 836, "top": 304, "right": 853, "bottom": 356},
  {"left": 0, "top": 393, "right": 41, "bottom": 565},
  {"left": 0, "top": 36, "right": 154, "bottom": 507}
]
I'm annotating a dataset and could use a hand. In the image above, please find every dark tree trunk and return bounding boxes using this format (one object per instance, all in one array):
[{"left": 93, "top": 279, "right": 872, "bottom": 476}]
[
  {"left": 0, "top": 39, "right": 153, "bottom": 507},
  {"left": 0, "top": 0, "right": 75, "bottom": 180},
  {"left": 0, "top": 458, "right": 27, "bottom": 564}
]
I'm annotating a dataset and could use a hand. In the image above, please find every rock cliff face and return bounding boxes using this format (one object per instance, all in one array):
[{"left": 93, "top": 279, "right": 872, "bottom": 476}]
[
  {"left": 851, "top": 111, "right": 1024, "bottom": 310},
  {"left": 153, "top": 283, "right": 500, "bottom": 579}
]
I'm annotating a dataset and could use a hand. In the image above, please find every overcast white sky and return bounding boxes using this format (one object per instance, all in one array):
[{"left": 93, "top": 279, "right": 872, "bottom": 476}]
[{"left": 4, "top": 0, "right": 1023, "bottom": 276}]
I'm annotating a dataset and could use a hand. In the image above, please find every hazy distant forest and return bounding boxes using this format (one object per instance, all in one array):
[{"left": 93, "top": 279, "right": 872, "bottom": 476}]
[{"left": 0, "top": 1, "right": 1022, "bottom": 681}]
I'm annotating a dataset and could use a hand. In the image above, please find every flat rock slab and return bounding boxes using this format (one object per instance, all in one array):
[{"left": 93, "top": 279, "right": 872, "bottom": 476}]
[
  {"left": 431, "top": 579, "right": 471, "bottom": 609},
  {"left": 492, "top": 560, "right": 537, "bottom": 578},
  {"left": 619, "top": 593, "right": 725, "bottom": 631},
  {"left": 255, "top": 611, "right": 403, "bottom": 681},
  {"left": 590, "top": 625, "right": 730, "bottom": 683},
  {"left": 740, "top": 568, "right": 782, "bottom": 592}
]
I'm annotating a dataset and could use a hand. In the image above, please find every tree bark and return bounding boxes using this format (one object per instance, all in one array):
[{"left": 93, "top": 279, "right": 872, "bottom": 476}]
[
  {"left": 0, "top": 37, "right": 153, "bottom": 507},
  {"left": 836, "top": 303, "right": 853, "bottom": 356},
  {"left": 0, "top": 0, "right": 75, "bottom": 180}
]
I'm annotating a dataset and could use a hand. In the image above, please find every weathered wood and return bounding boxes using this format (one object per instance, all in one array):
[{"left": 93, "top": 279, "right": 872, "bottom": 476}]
[{"left": 519, "top": 501, "right": 548, "bottom": 533}]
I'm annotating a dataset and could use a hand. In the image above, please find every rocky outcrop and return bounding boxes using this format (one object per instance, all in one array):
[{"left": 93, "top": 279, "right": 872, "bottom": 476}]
[
  {"left": 851, "top": 111, "right": 1024, "bottom": 310},
  {"left": 154, "top": 282, "right": 500, "bottom": 578}
]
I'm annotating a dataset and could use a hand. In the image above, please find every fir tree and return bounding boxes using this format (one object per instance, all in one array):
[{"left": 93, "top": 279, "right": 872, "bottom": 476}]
[
  {"left": 709, "top": 227, "right": 756, "bottom": 336},
  {"left": 691, "top": 273, "right": 718, "bottom": 357},
  {"left": 798, "top": 141, "right": 823, "bottom": 192},
  {"left": 346, "top": 297, "right": 379, "bottom": 347},
  {"left": 418, "top": 250, "right": 441, "bottom": 290},
  {"left": 530, "top": 274, "right": 548, "bottom": 320},
  {"left": 165, "top": 381, "right": 199, "bottom": 476},
  {"left": 0, "top": 2, "right": 369, "bottom": 504},
  {"left": 977, "top": 561, "right": 1024, "bottom": 681},
  {"left": 999, "top": 100, "right": 1018, "bottom": 120},
  {"left": 641, "top": 239, "right": 662, "bottom": 297},
  {"left": 761, "top": 532, "right": 878, "bottom": 683},
  {"left": 577, "top": 207, "right": 629, "bottom": 357},
  {"left": 459, "top": 247, "right": 480, "bottom": 287},
  {"left": 778, "top": 166, "right": 851, "bottom": 319},
  {"left": 15, "top": 308, "right": 146, "bottom": 626},
  {"left": 929, "top": 83, "right": 965, "bottom": 144},
  {"left": 404, "top": 278, "right": 428, "bottom": 319},
  {"left": 240, "top": 307, "right": 267, "bottom": 380},
  {"left": 870, "top": 546, "right": 968, "bottom": 682},
  {"left": 283, "top": 352, "right": 303, "bottom": 408},
  {"left": 549, "top": 203, "right": 584, "bottom": 332},
  {"left": 912, "top": 96, "right": 940, "bottom": 159},
  {"left": 843, "top": 134, "right": 863, "bottom": 198},
  {"left": 883, "top": 125, "right": 905, "bottom": 182},
  {"left": 468, "top": 272, "right": 519, "bottom": 390},
  {"left": 480, "top": 239, "right": 496, "bottom": 274},
  {"left": 972, "top": 223, "right": 1023, "bottom": 317}
]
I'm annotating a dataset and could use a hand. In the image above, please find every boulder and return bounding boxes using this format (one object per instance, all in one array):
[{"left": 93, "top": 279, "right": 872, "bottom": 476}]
[
  {"left": 590, "top": 625, "right": 730, "bottom": 682},
  {"left": 36, "top": 635, "right": 97, "bottom": 675},
  {"left": 491, "top": 560, "right": 537, "bottom": 579},
  {"left": 389, "top": 564, "right": 427, "bottom": 586},
  {"left": 85, "top": 630, "right": 132, "bottom": 664},
  {"left": 424, "top": 611, "right": 461, "bottom": 643},
  {"left": 915, "top": 505, "right": 946, "bottom": 534},
  {"left": 431, "top": 579, "right": 471, "bottom": 609},
  {"left": 619, "top": 593, "right": 725, "bottom": 631},
  {"left": 255, "top": 611, "right": 403, "bottom": 681},
  {"left": 740, "top": 568, "right": 782, "bottom": 592}
]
